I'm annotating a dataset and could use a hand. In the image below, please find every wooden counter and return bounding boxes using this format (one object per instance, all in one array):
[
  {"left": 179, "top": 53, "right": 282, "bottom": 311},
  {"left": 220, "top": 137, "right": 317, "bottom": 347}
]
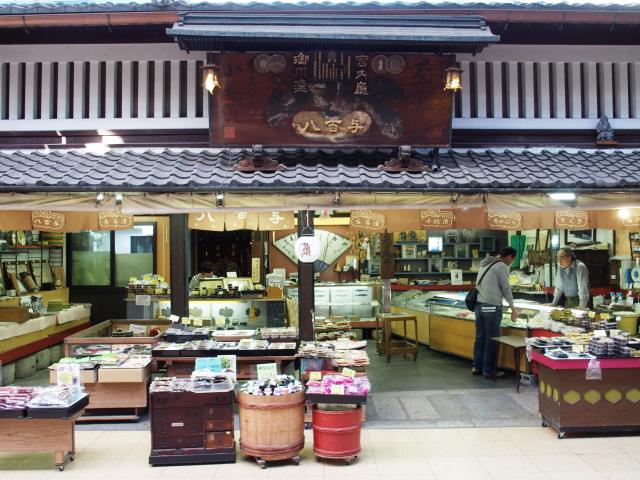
[
  {"left": 389, "top": 305, "right": 430, "bottom": 345},
  {"left": 0, "top": 288, "right": 69, "bottom": 307}
]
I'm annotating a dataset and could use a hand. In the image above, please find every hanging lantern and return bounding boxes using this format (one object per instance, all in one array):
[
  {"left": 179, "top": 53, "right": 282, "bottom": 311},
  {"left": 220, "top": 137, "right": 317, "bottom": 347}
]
[
  {"left": 444, "top": 66, "right": 463, "bottom": 92},
  {"left": 202, "top": 64, "right": 222, "bottom": 94}
]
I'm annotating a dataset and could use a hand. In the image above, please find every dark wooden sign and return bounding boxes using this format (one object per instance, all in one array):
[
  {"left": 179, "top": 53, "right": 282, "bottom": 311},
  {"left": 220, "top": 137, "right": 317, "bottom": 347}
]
[{"left": 209, "top": 51, "right": 455, "bottom": 147}]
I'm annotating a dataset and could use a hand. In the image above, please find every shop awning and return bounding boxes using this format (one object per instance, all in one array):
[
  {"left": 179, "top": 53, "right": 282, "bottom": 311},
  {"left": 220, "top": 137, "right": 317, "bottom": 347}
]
[
  {"left": 0, "top": 147, "right": 637, "bottom": 194},
  {"left": 167, "top": 13, "right": 499, "bottom": 53}
]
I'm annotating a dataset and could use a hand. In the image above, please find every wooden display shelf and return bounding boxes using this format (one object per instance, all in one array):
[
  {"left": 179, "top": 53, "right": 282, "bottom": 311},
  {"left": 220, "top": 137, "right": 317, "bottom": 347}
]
[
  {"left": 0, "top": 316, "right": 90, "bottom": 364},
  {"left": 0, "top": 288, "right": 69, "bottom": 308},
  {"left": 0, "top": 409, "right": 84, "bottom": 471}
]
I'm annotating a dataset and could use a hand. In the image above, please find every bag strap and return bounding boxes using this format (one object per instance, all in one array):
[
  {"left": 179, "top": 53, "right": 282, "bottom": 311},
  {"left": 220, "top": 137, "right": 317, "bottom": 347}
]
[{"left": 477, "top": 260, "right": 500, "bottom": 286}]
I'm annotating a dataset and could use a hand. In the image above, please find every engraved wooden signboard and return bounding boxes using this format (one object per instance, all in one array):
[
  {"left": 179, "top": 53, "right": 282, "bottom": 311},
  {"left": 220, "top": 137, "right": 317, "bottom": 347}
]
[{"left": 209, "top": 51, "right": 454, "bottom": 146}]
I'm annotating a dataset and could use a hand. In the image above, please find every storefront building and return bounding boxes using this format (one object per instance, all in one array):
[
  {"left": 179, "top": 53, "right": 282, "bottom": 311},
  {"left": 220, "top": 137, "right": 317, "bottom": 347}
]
[{"left": 0, "top": 1, "right": 640, "bottom": 433}]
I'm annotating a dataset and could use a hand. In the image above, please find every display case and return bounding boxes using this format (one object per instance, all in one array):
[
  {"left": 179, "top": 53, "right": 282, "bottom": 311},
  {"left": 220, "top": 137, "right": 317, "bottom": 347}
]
[{"left": 156, "top": 298, "right": 286, "bottom": 329}]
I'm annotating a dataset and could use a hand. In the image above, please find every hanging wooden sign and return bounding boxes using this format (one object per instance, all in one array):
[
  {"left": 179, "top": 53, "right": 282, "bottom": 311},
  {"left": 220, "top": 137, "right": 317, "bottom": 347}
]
[
  {"left": 350, "top": 210, "right": 386, "bottom": 231},
  {"left": 98, "top": 212, "right": 134, "bottom": 230},
  {"left": 419, "top": 209, "right": 455, "bottom": 228},
  {"left": 31, "top": 211, "right": 65, "bottom": 231},
  {"left": 555, "top": 210, "right": 589, "bottom": 229},
  {"left": 487, "top": 211, "right": 522, "bottom": 229}
]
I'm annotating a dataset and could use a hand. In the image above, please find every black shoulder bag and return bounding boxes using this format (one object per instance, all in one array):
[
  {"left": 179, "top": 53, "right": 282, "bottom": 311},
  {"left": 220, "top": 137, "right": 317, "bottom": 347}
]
[{"left": 465, "top": 261, "right": 500, "bottom": 311}]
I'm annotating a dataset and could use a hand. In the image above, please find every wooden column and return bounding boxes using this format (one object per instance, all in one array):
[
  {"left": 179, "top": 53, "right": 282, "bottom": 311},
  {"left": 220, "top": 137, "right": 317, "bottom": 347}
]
[
  {"left": 297, "top": 210, "right": 315, "bottom": 341},
  {"left": 170, "top": 214, "right": 189, "bottom": 317}
]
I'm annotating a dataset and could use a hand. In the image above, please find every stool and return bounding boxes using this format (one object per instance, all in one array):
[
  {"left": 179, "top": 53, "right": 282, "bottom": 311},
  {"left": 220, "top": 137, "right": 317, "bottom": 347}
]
[
  {"left": 491, "top": 335, "right": 527, "bottom": 393},
  {"left": 376, "top": 313, "right": 418, "bottom": 363}
]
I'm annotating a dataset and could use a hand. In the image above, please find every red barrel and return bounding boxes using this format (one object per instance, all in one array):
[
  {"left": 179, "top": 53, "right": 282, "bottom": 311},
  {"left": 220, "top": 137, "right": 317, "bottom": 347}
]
[{"left": 312, "top": 406, "right": 361, "bottom": 459}]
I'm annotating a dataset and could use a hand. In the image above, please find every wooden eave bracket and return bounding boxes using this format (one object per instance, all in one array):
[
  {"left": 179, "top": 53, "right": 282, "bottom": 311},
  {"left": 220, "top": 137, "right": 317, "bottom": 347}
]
[{"left": 233, "top": 144, "right": 285, "bottom": 172}]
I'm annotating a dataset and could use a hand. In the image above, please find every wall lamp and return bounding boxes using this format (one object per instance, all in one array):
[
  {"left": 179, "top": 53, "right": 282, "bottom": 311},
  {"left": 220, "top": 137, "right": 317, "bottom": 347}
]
[
  {"left": 333, "top": 191, "right": 341, "bottom": 206},
  {"left": 444, "top": 66, "right": 463, "bottom": 92},
  {"left": 115, "top": 192, "right": 124, "bottom": 206},
  {"left": 95, "top": 192, "right": 105, "bottom": 205},
  {"left": 216, "top": 192, "right": 225, "bottom": 208},
  {"left": 548, "top": 192, "right": 576, "bottom": 202},
  {"left": 202, "top": 64, "right": 222, "bottom": 94}
]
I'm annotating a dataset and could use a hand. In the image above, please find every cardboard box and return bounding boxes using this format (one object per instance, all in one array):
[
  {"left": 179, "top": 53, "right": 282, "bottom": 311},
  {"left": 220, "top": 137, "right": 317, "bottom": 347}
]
[
  {"left": 0, "top": 306, "right": 30, "bottom": 323},
  {"left": 98, "top": 362, "right": 150, "bottom": 383},
  {"left": 49, "top": 365, "right": 97, "bottom": 384}
]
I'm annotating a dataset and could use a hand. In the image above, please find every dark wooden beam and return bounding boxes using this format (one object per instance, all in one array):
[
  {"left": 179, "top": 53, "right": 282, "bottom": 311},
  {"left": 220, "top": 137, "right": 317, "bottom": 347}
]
[
  {"left": 297, "top": 210, "right": 315, "bottom": 342},
  {"left": 169, "top": 214, "right": 190, "bottom": 318}
]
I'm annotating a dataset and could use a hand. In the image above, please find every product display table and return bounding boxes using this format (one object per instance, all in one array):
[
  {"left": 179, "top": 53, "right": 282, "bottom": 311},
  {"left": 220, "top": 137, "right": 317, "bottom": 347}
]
[
  {"left": 156, "top": 355, "right": 296, "bottom": 379},
  {"left": 376, "top": 313, "right": 418, "bottom": 363},
  {"left": 491, "top": 335, "right": 527, "bottom": 392},
  {"left": 532, "top": 351, "right": 640, "bottom": 438},
  {"left": 0, "top": 397, "right": 88, "bottom": 471}
]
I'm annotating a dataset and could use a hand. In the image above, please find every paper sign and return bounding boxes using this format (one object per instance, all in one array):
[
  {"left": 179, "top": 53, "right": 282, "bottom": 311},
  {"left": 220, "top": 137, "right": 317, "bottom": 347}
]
[
  {"left": 450, "top": 269, "right": 463, "bottom": 286},
  {"left": 341, "top": 367, "right": 356, "bottom": 378},
  {"left": 572, "top": 345, "right": 585, "bottom": 353},
  {"left": 600, "top": 313, "right": 611, "bottom": 320},
  {"left": 193, "top": 318, "right": 204, "bottom": 327},
  {"left": 252, "top": 257, "right": 261, "bottom": 283},
  {"left": 128, "top": 324, "right": 147, "bottom": 335},
  {"left": 256, "top": 363, "right": 278, "bottom": 380},
  {"left": 219, "top": 355, "right": 237, "bottom": 380},
  {"left": 169, "top": 314, "right": 180, "bottom": 323},
  {"left": 588, "top": 311, "right": 596, "bottom": 319},
  {"left": 227, "top": 271, "right": 238, "bottom": 278},
  {"left": 309, "top": 371, "right": 322, "bottom": 381},
  {"left": 56, "top": 363, "right": 81, "bottom": 389},
  {"left": 181, "top": 317, "right": 191, "bottom": 325},
  {"left": 135, "top": 295, "right": 151, "bottom": 306},
  {"left": 129, "top": 277, "right": 137, "bottom": 283},
  {"left": 195, "top": 357, "right": 222, "bottom": 372},
  {"left": 593, "top": 330, "right": 607, "bottom": 337},
  {"left": 330, "top": 384, "right": 345, "bottom": 395},
  {"left": 610, "top": 329, "right": 621, "bottom": 337}
]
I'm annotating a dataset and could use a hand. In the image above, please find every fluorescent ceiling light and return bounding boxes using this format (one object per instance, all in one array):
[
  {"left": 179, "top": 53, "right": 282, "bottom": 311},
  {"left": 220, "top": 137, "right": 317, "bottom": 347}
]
[{"left": 548, "top": 192, "right": 576, "bottom": 201}]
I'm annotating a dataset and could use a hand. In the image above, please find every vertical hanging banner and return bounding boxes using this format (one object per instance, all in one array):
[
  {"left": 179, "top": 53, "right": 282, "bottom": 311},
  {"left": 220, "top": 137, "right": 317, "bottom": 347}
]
[
  {"left": 350, "top": 210, "right": 386, "bottom": 231},
  {"left": 258, "top": 211, "right": 295, "bottom": 231},
  {"left": 486, "top": 211, "right": 522, "bottom": 230},
  {"left": 31, "top": 211, "right": 66, "bottom": 231},
  {"left": 419, "top": 209, "right": 455, "bottom": 229},
  {"left": 188, "top": 212, "right": 225, "bottom": 231},
  {"left": 98, "top": 211, "right": 134, "bottom": 230}
]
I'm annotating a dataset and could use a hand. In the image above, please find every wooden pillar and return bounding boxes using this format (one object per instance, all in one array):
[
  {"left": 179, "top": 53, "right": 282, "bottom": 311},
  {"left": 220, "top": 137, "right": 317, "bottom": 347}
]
[
  {"left": 298, "top": 210, "right": 315, "bottom": 341},
  {"left": 170, "top": 214, "right": 189, "bottom": 317}
]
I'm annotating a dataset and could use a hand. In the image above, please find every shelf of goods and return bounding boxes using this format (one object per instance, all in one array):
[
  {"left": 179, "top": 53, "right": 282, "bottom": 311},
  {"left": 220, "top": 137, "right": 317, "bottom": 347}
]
[
  {"left": 149, "top": 378, "right": 235, "bottom": 466},
  {"left": 0, "top": 386, "right": 88, "bottom": 471},
  {"left": 533, "top": 351, "right": 640, "bottom": 437},
  {"left": 50, "top": 355, "right": 152, "bottom": 422},
  {"left": 0, "top": 293, "right": 90, "bottom": 365}
]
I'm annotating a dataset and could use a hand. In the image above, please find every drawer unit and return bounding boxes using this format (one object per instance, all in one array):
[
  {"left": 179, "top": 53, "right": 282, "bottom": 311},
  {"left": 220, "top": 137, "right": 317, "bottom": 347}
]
[{"left": 149, "top": 388, "right": 236, "bottom": 466}]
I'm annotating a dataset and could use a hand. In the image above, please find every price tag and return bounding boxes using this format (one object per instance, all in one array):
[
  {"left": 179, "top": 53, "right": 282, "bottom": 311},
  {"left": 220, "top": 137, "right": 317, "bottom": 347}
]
[
  {"left": 341, "top": 367, "right": 356, "bottom": 378},
  {"left": 195, "top": 357, "right": 222, "bottom": 372},
  {"left": 135, "top": 295, "right": 151, "bottom": 306},
  {"left": 256, "top": 363, "right": 278, "bottom": 381},
  {"left": 309, "top": 371, "right": 322, "bottom": 381},
  {"left": 128, "top": 324, "right": 147, "bottom": 335},
  {"left": 193, "top": 318, "right": 204, "bottom": 327},
  {"left": 610, "top": 329, "right": 621, "bottom": 337},
  {"left": 593, "top": 329, "right": 607, "bottom": 337},
  {"left": 169, "top": 314, "right": 180, "bottom": 323},
  {"left": 181, "top": 317, "right": 191, "bottom": 325},
  {"left": 330, "top": 384, "right": 345, "bottom": 395},
  {"left": 588, "top": 311, "right": 596, "bottom": 319},
  {"left": 572, "top": 345, "right": 585, "bottom": 353},
  {"left": 601, "top": 313, "right": 611, "bottom": 320}
]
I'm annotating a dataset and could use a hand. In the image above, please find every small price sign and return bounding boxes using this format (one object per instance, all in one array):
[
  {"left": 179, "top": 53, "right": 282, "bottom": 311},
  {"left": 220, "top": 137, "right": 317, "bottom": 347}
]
[
  {"left": 330, "top": 384, "right": 345, "bottom": 395},
  {"left": 193, "top": 318, "right": 204, "bottom": 327},
  {"left": 169, "top": 314, "right": 180, "bottom": 323},
  {"left": 309, "top": 371, "right": 322, "bottom": 381},
  {"left": 588, "top": 311, "right": 596, "bottom": 319},
  {"left": 181, "top": 317, "right": 191, "bottom": 326},
  {"left": 135, "top": 295, "right": 151, "bottom": 306},
  {"left": 601, "top": 313, "right": 611, "bottom": 320},
  {"left": 257, "top": 363, "right": 278, "bottom": 381},
  {"left": 56, "top": 363, "right": 80, "bottom": 389},
  {"left": 341, "top": 367, "right": 356, "bottom": 378},
  {"left": 593, "top": 329, "right": 607, "bottom": 337},
  {"left": 195, "top": 357, "right": 222, "bottom": 372},
  {"left": 572, "top": 345, "right": 585, "bottom": 353}
]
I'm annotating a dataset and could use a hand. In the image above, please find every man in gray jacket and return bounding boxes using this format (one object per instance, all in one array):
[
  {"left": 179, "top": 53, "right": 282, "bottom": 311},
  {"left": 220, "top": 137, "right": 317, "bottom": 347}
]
[{"left": 472, "top": 247, "right": 519, "bottom": 379}]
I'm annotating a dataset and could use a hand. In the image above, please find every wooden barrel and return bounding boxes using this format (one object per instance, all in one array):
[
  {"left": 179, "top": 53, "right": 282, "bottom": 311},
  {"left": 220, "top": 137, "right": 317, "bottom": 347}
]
[{"left": 238, "top": 390, "right": 305, "bottom": 461}]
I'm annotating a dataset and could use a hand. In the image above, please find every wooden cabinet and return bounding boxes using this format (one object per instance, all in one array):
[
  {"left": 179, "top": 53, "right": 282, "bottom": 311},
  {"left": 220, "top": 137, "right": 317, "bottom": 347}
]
[{"left": 149, "top": 389, "right": 236, "bottom": 466}]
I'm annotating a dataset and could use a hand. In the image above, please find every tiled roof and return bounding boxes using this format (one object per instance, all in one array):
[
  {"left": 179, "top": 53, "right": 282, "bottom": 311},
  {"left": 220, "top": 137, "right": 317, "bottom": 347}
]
[
  {"left": 1, "top": 0, "right": 640, "bottom": 15},
  {"left": 0, "top": 147, "right": 635, "bottom": 193}
]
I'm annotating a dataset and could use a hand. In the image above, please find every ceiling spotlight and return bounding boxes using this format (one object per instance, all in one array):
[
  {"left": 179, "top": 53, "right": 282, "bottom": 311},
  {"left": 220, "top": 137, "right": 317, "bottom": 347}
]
[
  {"left": 333, "top": 191, "right": 341, "bottom": 206},
  {"left": 548, "top": 192, "right": 576, "bottom": 202},
  {"left": 115, "top": 193, "right": 124, "bottom": 206},
  {"left": 216, "top": 192, "right": 224, "bottom": 208},
  {"left": 95, "top": 192, "right": 105, "bottom": 205}
]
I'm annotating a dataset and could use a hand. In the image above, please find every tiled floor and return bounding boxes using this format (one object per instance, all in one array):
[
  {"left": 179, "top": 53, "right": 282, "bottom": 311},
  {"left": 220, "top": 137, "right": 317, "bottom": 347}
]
[{"left": 2, "top": 427, "right": 640, "bottom": 480}]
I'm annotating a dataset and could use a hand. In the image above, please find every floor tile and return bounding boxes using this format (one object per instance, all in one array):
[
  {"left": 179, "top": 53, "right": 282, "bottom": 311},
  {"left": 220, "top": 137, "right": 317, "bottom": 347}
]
[
  {"left": 581, "top": 453, "right": 640, "bottom": 472},
  {"left": 479, "top": 455, "right": 541, "bottom": 475},
  {"left": 528, "top": 453, "right": 595, "bottom": 472},
  {"left": 427, "top": 456, "right": 487, "bottom": 477},
  {"left": 464, "top": 439, "right": 524, "bottom": 457}
]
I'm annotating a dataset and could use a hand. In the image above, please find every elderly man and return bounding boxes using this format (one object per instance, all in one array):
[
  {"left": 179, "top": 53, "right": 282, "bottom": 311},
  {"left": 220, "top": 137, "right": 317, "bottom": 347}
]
[{"left": 550, "top": 247, "right": 590, "bottom": 308}]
